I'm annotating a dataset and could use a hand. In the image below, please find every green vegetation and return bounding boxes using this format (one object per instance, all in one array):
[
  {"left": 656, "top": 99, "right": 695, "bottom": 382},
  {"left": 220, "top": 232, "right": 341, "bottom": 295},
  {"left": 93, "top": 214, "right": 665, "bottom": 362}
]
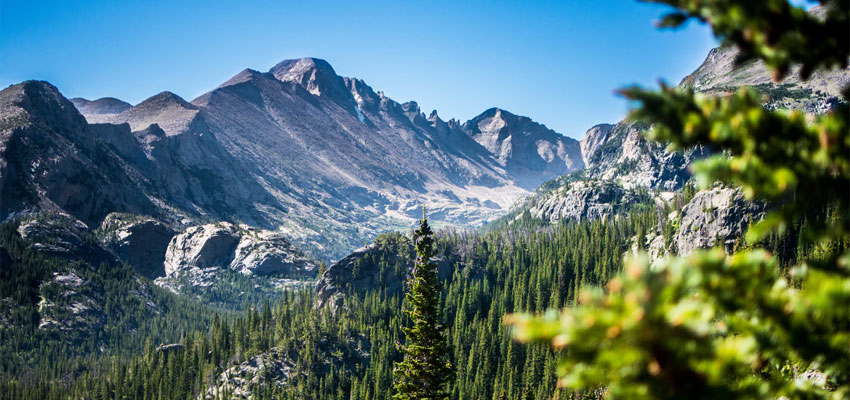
[
  {"left": 1, "top": 200, "right": 664, "bottom": 399},
  {"left": 392, "top": 212, "right": 453, "bottom": 399},
  {"left": 508, "top": 1, "right": 849, "bottom": 399},
  {"left": 2, "top": 2, "right": 847, "bottom": 399},
  {"left": 0, "top": 217, "right": 223, "bottom": 386}
]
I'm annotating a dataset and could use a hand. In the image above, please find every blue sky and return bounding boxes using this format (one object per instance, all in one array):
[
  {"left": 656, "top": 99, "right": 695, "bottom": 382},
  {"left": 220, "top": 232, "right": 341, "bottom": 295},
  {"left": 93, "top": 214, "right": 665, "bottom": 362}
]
[{"left": 0, "top": 0, "right": 724, "bottom": 138}]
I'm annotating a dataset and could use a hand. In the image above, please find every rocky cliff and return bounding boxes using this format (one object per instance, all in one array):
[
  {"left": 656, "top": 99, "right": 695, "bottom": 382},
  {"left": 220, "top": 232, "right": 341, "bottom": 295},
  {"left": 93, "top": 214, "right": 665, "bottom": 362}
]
[
  {"left": 502, "top": 37, "right": 847, "bottom": 229},
  {"left": 673, "top": 186, "right": 764, "bottom": 255},
  {"left": 98, "top": 213, "right": 176, "bottom": 279}
]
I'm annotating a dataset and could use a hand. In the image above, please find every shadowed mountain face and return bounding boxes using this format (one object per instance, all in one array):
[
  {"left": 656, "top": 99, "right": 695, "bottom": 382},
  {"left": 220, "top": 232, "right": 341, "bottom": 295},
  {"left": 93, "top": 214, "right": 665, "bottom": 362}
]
[{"left": 2, "top": 58, "right": 584, "bottom": 258}]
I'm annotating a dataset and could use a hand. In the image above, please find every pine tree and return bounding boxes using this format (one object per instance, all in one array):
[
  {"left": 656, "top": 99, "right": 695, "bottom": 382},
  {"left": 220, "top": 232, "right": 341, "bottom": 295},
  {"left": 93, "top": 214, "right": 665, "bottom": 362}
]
[{"left": 393, "top": 208, "right": 453, "bottom": 400}]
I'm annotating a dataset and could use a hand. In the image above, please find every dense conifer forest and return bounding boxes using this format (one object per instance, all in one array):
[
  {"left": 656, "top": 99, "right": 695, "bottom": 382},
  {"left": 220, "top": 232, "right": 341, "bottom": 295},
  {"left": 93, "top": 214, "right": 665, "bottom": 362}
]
[
  {"left": 3, "top": 194, "right": 831, "bottom": 399},
  {"left": 0, "top": 198, "right": 662, "bottom": 399}
]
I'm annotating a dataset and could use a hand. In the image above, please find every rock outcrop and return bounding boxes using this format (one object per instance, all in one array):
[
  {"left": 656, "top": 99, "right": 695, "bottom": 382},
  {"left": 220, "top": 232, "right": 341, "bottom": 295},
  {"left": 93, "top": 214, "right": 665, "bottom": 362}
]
[
  {"left": 206, "top": 348, "right": 295, "bottom": 399},
  {"left": 522, "top": 179, "right": 643, "bottom": 223},
  {"left": 579, "top": 123, "right": 613, "bottom": 166},
  {"left": 674, "top": 186, "right": 764, "bottom": 255},
  {"left": 98, "top": 213, "right": 176, "bottom": 279},
  {"left": 160, "top": 222, "right": 315, "bottom": 289},
  {"left": 164, "top": 223, "right": 241, "bottom": 277},
  {"left": 316, "top": 234, "right": 453, "bottom": 308},
  {"left": 231, "top": 230, "right": 315, "bottom": 276},
  {"left": 18, "top": 213, "right": 118, "bottom": 268},
  {"left": 581, "top": 122, "right": 706, "bottom": 191}
]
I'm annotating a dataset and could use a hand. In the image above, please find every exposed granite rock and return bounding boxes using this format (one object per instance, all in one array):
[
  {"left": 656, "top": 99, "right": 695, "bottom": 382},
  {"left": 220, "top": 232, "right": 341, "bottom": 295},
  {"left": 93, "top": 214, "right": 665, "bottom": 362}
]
[
  {"left": 156, "top": 222, "right": 315, "bottom": 293},
  {"left": 579, "top": 123, "right": 613, "bottom": 166},
  {"left": 164, "top": 223, "right": 241, "bottom": 277},
  {"left": 206, "top": 348, "right": 295, "bottom": 399},
  {"left": 674, "top": 187, "right": 764, "bottom": 255},
  {"left": 17, "top": 213, "right": 117, "bottom": 268},
  {"left": 37, "top": 270, "right": 105, "bottom": 332},
  {"left": 155, "top": 343, "right": 184, "bottom": 354},
  {"left": 231, "top": 230, "right": 316, "bottom": 276},
  {"left": 98, "top": 213, "right": 176, "bottom": 278},
  {"left": 163, "top": 222, "right": 314, "bottom": 278},
  {"left": 523, "top": 179, "right": 641, "bottom": 223},
  {"left": 582, "top": 122, "right": 706, "bottom": 191}
]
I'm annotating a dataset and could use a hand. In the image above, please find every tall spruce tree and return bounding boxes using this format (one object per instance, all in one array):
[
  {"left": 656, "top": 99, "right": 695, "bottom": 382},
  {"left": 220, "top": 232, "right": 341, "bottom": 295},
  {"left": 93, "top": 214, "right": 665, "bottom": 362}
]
[{"left": 393, "top": 208, "right": 453, "bottom": 400}]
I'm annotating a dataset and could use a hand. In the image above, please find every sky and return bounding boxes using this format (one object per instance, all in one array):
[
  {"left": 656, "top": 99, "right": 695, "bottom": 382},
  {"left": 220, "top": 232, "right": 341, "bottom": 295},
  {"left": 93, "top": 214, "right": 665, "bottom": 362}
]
[{"left": 0, "top": 0, "right": 725, "bottom": 139}]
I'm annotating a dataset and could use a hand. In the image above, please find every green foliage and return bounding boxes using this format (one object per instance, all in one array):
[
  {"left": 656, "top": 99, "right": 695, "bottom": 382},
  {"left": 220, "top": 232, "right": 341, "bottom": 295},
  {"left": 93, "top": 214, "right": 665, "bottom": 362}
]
[
  {"left": 393, "top": 213, "right": 453, "bottom": 399},
  {"left": 509, "top": 1, "right": 850, "bottom": 399}
]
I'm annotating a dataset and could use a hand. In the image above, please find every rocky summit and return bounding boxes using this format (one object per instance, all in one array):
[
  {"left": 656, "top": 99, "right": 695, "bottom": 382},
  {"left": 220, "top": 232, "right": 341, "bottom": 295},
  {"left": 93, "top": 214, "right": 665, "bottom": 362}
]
[{"left": 2, "top": 58, "right": 587, "bottom": 259}]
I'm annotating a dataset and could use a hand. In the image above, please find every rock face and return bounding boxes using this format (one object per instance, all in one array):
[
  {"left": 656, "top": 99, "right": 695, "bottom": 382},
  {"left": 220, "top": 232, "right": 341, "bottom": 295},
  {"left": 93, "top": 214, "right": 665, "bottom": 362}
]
[
  {"left": 463, "top": 108, "right": 584, "bottom": 190},
  {"left": 0, "top": 81, "right": 168, "bottom": 226},
  {"left": 98, "top": 213, "right": 176, "bottom": 279},
  {"left": 315, "top": 234, "right": 453, "bottom": 308},
  {"left": 231, "top": 230, "right": 315, "bottom": 276},
  {"left": 579, "top": 123, "right": 613, "bottom": 166},
  {"left": 164, "top": 223, "right": 241, "bottom": 277},
  {"left": 523, "top": 179, "right": 644, "bottom": 223},
  {"left": 581, "top": 122, "right": 706, "bottom": 191},
  {"left": 163, "top": 222, "right": 315, "bottom": 279},
  {"left": 674, "top": 187, "right": 764, "bottom": 255},
  {"left": 206, "top": 348, "right": 295, "bottom": 399}
]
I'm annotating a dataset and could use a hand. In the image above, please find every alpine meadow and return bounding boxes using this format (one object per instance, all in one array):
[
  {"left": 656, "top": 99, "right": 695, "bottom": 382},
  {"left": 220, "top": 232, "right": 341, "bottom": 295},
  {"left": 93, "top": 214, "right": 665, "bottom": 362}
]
[{"left": 0, "top": 0, "right": 847, "bottom": 399}]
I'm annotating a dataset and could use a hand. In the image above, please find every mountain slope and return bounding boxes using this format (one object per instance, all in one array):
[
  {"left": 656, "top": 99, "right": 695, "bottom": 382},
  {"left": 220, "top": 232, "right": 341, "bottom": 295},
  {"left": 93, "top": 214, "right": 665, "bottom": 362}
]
[
  {"left": 504, "top": 39, "right": 848, "bottom": 228},
  {"left": 58, "top": 58, "right": 583, "bottom": 258}
]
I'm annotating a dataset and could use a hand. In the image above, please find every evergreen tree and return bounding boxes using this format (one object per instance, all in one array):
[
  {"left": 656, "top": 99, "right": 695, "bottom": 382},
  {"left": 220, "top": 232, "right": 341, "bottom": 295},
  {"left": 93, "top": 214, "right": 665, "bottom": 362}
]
[
  {"left": 393, "top": 208, "right": 453, "bottom": 400},
  {"left": 508, "top": 1, "right": 849, "bottom": 399}
]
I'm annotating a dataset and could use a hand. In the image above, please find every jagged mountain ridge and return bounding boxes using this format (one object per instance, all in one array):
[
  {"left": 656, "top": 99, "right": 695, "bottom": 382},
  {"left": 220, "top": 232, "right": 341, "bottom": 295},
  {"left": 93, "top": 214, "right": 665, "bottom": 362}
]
[{"left": 22, "top": 57, "right": 585, "bottom": 258}]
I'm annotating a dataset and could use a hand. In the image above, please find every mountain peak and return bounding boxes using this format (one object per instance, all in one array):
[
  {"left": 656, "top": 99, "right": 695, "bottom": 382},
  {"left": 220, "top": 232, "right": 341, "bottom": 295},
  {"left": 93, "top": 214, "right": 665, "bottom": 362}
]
[
  {"left": 136, "top": 91, "right": 195, "bottom": 109},
  {"left": 579, "top": 123, "right": 614, "bottom": 165},
  {"left": 470, "top": 107, "right": 525, "bottom": 129},
  {"left": 217, "top": 68, "right": 267, "bottom": 89},
  {"left": 269, "top": 57, "right": 352, "bottom": 104},
  {"left": 70, "top": 97, "right": 132, "bottom": 115},
  {"left": 1, "top": 80, "right": 87, "bottom": 131},
  {"left": 115, "top": 91, "right": 200, "bottom": 135}
]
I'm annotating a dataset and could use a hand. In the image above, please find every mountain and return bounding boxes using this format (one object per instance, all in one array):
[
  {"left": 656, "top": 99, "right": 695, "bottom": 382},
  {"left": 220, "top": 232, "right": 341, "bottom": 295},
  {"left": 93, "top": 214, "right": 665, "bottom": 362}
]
[
  {"left": 501, "top": 39, "right": 848, "bottom": 228},
  {"left": 463, "top": 107, "right": 583, "bottom": 190},
  {"left": 3, "top": 58, "right": 584, "bottom": 259},
  {"left": 69, "top": 97, "right": 131, "bottom": 123}
]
